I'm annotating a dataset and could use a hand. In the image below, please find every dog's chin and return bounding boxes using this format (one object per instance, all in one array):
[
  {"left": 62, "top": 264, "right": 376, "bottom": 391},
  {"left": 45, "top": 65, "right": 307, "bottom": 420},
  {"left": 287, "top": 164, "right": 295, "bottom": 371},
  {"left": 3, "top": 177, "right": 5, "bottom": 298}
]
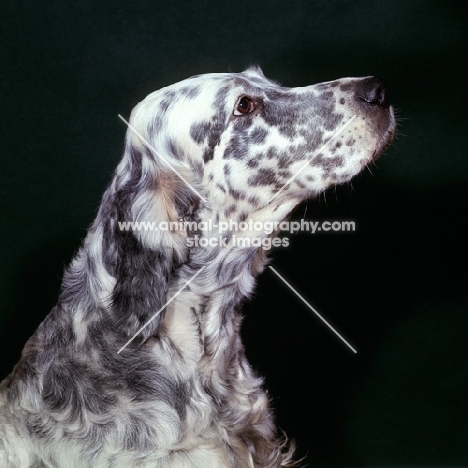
[
  {"left": 372, "top": 109, "right": 396, "bottom": 157},
  {"left": 377, "top": 129, "right": 396, "bottom": 158}
]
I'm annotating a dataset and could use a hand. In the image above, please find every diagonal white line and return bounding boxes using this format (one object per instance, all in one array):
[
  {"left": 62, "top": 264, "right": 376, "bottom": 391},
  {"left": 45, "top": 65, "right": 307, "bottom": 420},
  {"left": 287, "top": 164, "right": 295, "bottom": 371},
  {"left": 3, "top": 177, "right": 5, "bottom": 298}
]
[
  {"left": 117, "top": 266, "right": 206, "bottom": 354},
  {"left": 268, "top": 266, "right": 357, "bottom": 353},
  {"left": 118, "top": 114, "right": 207, "bottom": 203},
  {"left": 267, "top": 115, "right": 357, "bottom": 205}
]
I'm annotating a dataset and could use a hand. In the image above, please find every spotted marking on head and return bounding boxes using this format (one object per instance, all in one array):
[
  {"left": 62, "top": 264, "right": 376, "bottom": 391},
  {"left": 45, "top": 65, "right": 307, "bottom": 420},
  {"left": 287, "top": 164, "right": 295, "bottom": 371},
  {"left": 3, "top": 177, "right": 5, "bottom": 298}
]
[{"left": 129, "top": 67, "right": 394, "bottom": 224}]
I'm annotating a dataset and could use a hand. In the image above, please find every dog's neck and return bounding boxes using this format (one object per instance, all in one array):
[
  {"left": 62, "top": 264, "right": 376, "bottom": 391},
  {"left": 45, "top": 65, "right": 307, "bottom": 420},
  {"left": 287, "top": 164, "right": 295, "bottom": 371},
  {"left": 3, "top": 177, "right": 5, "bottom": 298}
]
[
  {"left": 160, "top": 243, "right": 264, "bottom": 383},
  {"left": 158, "top": 198, "right": 300, "bottom": 376}
]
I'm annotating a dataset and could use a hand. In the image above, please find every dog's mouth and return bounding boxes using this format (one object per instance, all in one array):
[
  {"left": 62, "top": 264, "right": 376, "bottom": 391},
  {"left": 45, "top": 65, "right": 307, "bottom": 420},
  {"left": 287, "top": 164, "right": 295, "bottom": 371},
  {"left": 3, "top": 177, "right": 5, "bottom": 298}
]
[{"left": 372, "top": 109, "right": 396, "bottom": 161}]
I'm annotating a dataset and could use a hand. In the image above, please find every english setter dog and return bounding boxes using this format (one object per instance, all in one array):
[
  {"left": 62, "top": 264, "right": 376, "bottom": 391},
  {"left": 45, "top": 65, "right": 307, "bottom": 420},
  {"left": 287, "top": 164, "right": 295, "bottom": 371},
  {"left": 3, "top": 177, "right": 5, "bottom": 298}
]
[{"left": 0, "top": 67, "right": 395, "bottom": 467}]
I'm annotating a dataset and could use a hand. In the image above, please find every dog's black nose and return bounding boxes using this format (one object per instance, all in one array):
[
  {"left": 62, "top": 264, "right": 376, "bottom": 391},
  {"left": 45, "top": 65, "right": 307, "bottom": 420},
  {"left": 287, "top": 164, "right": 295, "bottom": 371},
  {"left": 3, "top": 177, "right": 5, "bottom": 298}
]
[{"left": 358, "top": 77, "right": 389, "bottom": 108}]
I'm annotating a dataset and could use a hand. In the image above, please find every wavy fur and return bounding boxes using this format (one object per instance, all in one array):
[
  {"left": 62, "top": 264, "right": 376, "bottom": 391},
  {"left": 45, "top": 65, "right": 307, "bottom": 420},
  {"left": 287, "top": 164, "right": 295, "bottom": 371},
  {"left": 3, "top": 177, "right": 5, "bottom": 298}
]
[{"left": 0, "top": 67, "right": 394, "bottom": 467}]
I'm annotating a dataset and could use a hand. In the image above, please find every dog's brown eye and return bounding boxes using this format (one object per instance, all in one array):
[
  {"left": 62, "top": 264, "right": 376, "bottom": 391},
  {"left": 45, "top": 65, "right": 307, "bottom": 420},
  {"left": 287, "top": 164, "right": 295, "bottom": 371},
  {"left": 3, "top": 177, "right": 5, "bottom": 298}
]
[{"left": 234, "top": 97, "right": 255, "bottom": 116}]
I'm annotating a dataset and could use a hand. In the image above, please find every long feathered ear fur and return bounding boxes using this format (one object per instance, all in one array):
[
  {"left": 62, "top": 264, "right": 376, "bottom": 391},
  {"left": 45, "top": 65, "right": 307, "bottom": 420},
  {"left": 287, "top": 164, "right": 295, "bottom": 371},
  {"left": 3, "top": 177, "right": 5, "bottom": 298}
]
[{"left": 60, "top": 102, "right": 202, "bottom": 348}]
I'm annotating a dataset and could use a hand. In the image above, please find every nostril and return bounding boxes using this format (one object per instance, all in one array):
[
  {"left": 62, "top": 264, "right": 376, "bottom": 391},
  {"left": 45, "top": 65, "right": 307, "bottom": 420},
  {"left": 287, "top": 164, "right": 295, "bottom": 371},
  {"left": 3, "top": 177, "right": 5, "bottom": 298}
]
[{"left": 359, "top": 77, "right": 389, "bottom": 108}]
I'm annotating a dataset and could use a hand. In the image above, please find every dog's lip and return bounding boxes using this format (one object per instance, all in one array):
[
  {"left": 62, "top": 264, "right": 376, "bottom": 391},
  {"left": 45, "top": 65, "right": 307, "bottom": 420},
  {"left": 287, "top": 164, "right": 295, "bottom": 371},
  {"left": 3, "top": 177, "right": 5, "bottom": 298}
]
[{"left": 374, "top": 125, "right": 395, "bottom": 159}]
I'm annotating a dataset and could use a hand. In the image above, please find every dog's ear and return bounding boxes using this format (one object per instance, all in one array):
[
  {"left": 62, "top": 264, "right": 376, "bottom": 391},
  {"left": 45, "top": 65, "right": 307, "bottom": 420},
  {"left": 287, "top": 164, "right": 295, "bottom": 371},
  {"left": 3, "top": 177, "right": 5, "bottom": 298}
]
[{"left": 104, "top": 125, "right": 199, "bottom": 346}]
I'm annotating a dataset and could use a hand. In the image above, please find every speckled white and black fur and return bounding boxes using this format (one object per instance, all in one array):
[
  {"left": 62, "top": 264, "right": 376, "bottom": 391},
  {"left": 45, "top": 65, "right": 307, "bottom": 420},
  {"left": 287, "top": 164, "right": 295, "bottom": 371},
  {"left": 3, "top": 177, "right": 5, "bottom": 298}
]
[{"left": 0, "top": 67, "right": 395, "bottom": 467}]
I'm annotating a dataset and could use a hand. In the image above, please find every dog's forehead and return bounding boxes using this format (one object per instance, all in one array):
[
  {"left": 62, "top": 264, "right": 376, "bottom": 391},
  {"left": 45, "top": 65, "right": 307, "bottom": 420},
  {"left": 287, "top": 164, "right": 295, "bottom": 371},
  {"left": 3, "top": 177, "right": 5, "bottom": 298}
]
[
  {"left": 166, "top": 68, "right": 284, "bottom": 105},
  {"left": 140, "top": 69, "right": 344, "bottom": 138},
  {"left": 177, "top": 69, "right": 341, "bottom": 112}
]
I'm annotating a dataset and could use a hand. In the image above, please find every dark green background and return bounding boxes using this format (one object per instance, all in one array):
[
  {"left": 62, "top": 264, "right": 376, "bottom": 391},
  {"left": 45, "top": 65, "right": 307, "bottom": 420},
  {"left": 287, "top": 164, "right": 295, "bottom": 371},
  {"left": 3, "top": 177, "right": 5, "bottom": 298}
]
[{"left": 1, "top": 1, "right": 467, "bottom": 466}]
